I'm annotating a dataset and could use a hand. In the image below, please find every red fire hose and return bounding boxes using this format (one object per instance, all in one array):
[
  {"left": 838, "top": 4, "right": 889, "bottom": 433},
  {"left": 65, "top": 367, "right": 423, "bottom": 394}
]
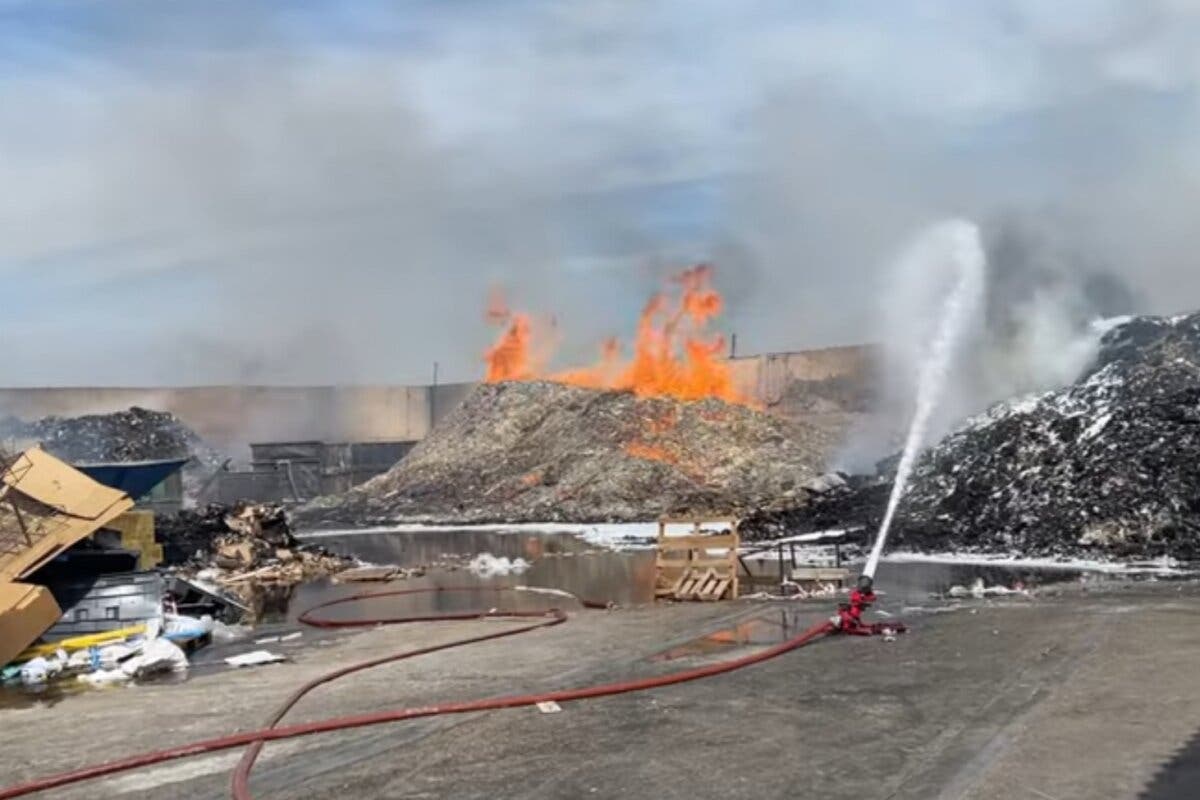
[{"left": 0, "top": 587, "right": 834, "bottom": 800}]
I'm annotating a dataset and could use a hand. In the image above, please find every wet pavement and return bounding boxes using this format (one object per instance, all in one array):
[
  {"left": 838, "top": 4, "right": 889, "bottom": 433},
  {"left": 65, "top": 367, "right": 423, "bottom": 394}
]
[{"left": 1, "top": 524, "right": 1180, "bottom": 710}]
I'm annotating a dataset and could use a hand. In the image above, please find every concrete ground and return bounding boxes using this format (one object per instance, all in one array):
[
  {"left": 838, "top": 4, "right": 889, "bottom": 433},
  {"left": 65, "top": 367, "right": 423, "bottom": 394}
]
[{"left": 2, "top": 580, "right": 1199, "bottom": 800}]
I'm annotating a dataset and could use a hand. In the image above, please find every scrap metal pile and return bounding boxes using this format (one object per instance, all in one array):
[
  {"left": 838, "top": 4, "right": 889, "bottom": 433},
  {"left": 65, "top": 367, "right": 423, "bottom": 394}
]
[
  {"left": 294, "top": 380, "right": 838, "bottom": 528},
  {"left": 159, "top": 503, "right": 352, "bottom": 605},
  {"left": 747, "top": 311, "right": 1200, "bottom": 561},
  {"left": 0, "top": 406, "right": 225, "bottom": 502}
]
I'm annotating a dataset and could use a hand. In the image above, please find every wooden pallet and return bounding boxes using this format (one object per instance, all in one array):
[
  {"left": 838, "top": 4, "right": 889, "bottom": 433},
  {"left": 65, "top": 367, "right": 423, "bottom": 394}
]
[
  {"left": 671, "top": 568, "right": 733, "bottom": 601},
  {"left": 654, "top": 516, "right": 739, "bottom": 601}
]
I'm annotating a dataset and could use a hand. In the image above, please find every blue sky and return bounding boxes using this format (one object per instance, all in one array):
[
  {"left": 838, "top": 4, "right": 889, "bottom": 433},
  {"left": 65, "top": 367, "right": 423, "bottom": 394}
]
[{"left": 3, "top": 0, "right": 1200, "bottom": 384}]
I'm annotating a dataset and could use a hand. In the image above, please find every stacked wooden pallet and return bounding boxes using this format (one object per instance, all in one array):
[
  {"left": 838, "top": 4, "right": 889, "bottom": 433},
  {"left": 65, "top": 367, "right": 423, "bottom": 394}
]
[
  {"left": 654, "top": 517, "right": 739, "bottom": 602},
  {"left": 671, "top": 568, "right": 733, "bottom": 601}
]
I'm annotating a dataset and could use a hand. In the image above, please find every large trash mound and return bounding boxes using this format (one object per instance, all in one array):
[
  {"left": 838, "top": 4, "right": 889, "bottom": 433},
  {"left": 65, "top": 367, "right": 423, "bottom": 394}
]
[
  {"left": 0, "top": 406, "right": 225, "bottom": 503},
  {"left": 747, "top": 311, "right": 1200, "bottom": 561},
  {"left": 294, "top": 380, "right": 838, "bottom": 528}
]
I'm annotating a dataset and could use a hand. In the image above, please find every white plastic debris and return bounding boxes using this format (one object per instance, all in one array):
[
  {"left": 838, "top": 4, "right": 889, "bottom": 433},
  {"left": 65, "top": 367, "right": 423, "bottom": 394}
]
[
  {"left": 120, "top": 638, "right": 189, "bottom": 678},
  {"left": 225, "top": 650, "right": 287, "bottom": 668},
  {"left": 20, "top": 657, "right": 62, "bottom": 686},
  {"left": 78, "top": 668, "right": 131, "bottom": 686},
  {"left": 947, "top": 578, "right": 1029, "bottom": 599},
  {"left": 163, "top": 613, "right": 214, "bottom": 642},
  {"left": 211, "top": 621, "right": 251, "bottom": 643},
  {"left": 468, "top": 553, "right": 530, "bottom": 577},
  {"left": 536, "top": 701, "right": 562, "bottom": 714}
]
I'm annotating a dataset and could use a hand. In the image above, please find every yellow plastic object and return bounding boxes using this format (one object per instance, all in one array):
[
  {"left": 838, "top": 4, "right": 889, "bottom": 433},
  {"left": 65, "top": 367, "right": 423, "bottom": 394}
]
[
  {"left": 13, "top": 623, "right": 146, "bottom": 662},
  {"left": 103, "top": 510, "right": 163, "bottom": 570}
]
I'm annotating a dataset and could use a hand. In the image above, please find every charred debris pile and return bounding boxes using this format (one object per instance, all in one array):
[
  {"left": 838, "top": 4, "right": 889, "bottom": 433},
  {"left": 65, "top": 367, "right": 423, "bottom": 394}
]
[
  {"left": 0, "top": 406, "right": 225, "bottom": 501},
  {"left": 294, "top": 380, "right": 838, "bottom": 528},
  {"left": 159, "top": 502, "right": 352, "bottom": 608},
  {"left": 747, "top": 312, "right": 1200, "bottom": 562}
]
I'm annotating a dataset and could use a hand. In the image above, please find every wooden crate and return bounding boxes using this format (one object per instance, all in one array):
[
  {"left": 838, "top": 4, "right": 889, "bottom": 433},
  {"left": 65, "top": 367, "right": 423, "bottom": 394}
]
[{"left": 655, "top": 517, "right": 739, "bottom": 601}]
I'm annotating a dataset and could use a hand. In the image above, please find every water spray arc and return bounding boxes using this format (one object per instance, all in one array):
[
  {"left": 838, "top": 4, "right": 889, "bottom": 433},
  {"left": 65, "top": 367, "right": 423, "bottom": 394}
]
[{"left": 863, "top": 220, "right": 987, "bottom": 580}]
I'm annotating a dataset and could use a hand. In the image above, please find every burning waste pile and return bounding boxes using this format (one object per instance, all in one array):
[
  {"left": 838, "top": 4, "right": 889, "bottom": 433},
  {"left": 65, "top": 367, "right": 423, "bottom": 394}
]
[
  {"left": 749, "top": 311, "right": 1200, "bottom": 562},
  {"left": 294, "top": 380, "right": 836, "bottom": 527},
  {"left": 296, "top": 264, "right": 839, "bottom": 528},
  {"left": 160, "top": 502, "right": 352, "bottom": 608},
  {"left": 0, "top": 406, "right": 225, "bottom": 503}
]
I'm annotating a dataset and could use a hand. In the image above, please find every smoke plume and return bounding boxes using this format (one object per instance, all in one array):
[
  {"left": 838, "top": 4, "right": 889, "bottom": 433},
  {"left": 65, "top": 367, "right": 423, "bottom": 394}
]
[{"left": 3, "top": 1, "right": 1200, "bottom": 395}]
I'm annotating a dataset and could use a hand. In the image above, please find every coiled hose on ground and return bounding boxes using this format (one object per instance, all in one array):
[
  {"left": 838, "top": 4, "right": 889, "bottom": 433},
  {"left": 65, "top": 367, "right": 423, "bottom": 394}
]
[{"left": 0, "top": 586, "right": 834, "bottom": 800}]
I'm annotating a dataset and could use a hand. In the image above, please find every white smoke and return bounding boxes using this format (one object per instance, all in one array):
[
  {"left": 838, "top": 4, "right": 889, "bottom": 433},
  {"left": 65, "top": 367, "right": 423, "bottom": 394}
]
[{"left": 864, "top": 219, "right": 987, "bottom": 578}]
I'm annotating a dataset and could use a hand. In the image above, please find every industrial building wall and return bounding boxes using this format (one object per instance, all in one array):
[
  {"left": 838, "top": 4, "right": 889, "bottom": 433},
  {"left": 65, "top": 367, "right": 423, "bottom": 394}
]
[
  {"left": 730, "top": 345, "right": 878, "bottom": 408},
  {"left": 0, "top": 346, "right": 873, "bottom": 452}
]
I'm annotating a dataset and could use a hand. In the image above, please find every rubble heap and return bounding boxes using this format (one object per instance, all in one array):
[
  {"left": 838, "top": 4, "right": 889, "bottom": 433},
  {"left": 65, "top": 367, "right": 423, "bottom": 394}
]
[
  {"left": 741, "top": 471, "right": 888, "bottom": 541},
  {"left": 159, "top": 502, "right": 351, "bottom": 604},
  {"left": 294, "top": 380, "right": 838, "bottom": 528},
  {"left": 748, "top": 312, "right": 1200, "bottom": 562},
  {"left": 0, "top": 407, "right": 225, "bottom": 502}
]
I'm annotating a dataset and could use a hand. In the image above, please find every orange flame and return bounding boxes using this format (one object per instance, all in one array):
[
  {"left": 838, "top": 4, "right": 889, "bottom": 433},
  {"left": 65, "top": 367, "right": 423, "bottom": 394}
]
[{"left": 483, "top": 265, "right": 747, "bottom": 404}]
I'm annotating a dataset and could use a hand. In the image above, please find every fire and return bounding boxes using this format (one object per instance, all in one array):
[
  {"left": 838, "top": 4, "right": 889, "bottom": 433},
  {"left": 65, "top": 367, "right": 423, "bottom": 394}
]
[
  {"left": 483, "top": 265, "right": 747, "bottom": 404},
  {"left": 623, "top": 442, "right": 678, "bottom": 465}
]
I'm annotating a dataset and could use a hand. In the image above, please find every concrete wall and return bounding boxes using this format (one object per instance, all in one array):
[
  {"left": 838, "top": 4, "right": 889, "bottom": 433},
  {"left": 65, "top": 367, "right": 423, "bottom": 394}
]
[
  {"left": 724, "top": 345, "right": 878, "bottom": 407},
  {"left": 730, "top": 345, "right": 879, "bottom": 407},
  {"left": 0, "top": 346, "right": 874, "bottom": 454}
]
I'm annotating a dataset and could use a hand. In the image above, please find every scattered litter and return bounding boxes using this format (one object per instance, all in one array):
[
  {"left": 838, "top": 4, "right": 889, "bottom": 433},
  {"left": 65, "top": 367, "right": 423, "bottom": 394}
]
[
  {"left": 225, "top": 650, "right": 287, "bottom": 668},
  {"left": 536, "top": 701, "right": 562, "bottom": 714},
  {"left": 280, "top": 632, "right": 303, "bottom": 642},
  {"left": 121, "top": 638, "right": 189, "bottom": 678}
]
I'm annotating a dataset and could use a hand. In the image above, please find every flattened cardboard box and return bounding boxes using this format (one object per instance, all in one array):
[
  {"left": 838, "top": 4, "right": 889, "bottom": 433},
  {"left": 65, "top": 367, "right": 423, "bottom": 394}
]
[
  {"left": 0, "top": 582, "right": 62, "bottom": 667},
  {"left": 0, "top": 447, "right": 134, "bottom": 665}
]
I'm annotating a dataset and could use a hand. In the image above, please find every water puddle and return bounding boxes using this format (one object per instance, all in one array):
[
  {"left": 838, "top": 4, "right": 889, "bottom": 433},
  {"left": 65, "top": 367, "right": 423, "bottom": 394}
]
[
  {"left": 652, "top": 610, "right": 800, "bottom": 661},
  {"left": 288, "top": 529, "right": 657, "bottom": 622}
]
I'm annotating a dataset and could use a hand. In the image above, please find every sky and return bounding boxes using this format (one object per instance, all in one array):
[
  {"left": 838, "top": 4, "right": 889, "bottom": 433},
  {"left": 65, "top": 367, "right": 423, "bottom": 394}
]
[{"left": 3, "top": 0, "right": 1200, "bottom": 385}]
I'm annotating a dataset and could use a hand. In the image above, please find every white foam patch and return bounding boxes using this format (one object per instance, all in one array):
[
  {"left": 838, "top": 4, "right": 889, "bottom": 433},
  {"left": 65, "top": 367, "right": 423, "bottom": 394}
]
[{"left": 880, "top": 551, "right": 1189, "bottom": 575}]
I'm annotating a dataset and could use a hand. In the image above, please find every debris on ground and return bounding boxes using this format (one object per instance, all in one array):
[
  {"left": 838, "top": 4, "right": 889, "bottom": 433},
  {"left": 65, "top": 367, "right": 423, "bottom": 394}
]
[
  {"left": 5, "top": 619, "right": 196, "bottom": 689},
  {"left": 225, "top": 650, "right": 287, "bottom": 668},
  {"left": 335, "top": 565, "right": 404, "bottom": 583},
  {"left": 946, "top": 579, "right": 1030, "bottom": 599},
  {"left": 744, "top": 311, "right": 1200, "bottom": 562},
  {"left": 294, "top": 380, "right": 841, "bottom": 528},
  {"left": 158, "top": 502, "right": 353, "bottom": 613},
  {"left": 0, "top": 407, "right": 226, "bottom": 504}
]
